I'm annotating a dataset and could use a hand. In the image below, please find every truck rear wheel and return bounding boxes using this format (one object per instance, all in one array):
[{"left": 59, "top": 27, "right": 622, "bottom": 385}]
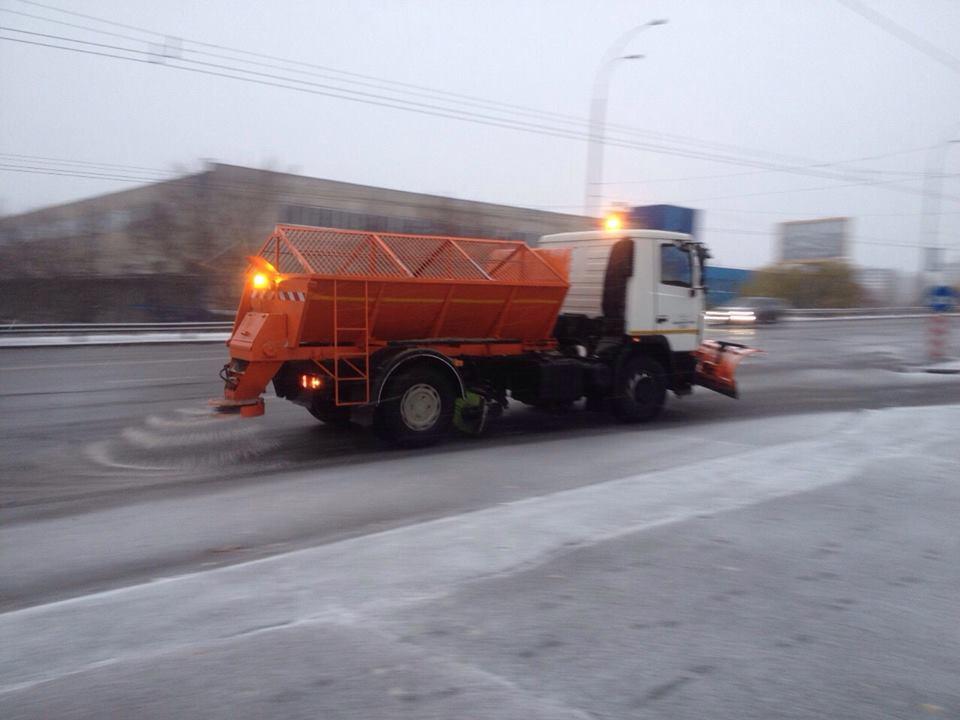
[
  {"left": 612, "top": 355, "right": 666, "bottom": 423},
  {"left": 374, "top": 366, "right": 456, "bottom": 447}
]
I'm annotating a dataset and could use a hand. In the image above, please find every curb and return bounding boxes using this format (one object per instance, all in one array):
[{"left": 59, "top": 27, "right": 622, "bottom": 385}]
[{"left": 0, "top": 333, "right": 230, "bottom": 348}]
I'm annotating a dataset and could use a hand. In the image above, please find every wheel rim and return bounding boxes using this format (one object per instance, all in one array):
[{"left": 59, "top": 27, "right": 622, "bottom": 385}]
[
  {"left": 400, "top": 383, "right": 442, "bottom": 431},
  {"left": 627, "top": 370, "right": 656, "bottom": 406}
]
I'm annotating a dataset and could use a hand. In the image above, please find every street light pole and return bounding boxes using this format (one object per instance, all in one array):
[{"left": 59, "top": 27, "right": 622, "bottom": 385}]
[
  {"left": 920, "top": 133, "right": 960, "bottom": 281},
  {"left": 584, "top": 19, "right": 667, "bottom": 217},
  {"left": 919, "top": 129, "right": 959, "bottom": 364}
]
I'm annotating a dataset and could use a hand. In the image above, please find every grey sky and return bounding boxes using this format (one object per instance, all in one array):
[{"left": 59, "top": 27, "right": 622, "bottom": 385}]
[{"left": 2, "top": 0, "right": 959, "bottom": 270}]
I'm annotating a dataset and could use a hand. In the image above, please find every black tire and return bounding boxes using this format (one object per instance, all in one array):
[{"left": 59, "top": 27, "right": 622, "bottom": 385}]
[
  {"left": 611, "top": 354, "right": 666, "bottom": 423},
  {"left": 374, "top": 365, "right": 456, "bottom": 447},
  {"left": 307, "top": 402, "right": 353, "bottom": 429}
]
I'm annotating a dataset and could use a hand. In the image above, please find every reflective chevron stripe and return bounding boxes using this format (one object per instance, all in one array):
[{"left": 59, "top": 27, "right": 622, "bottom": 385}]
[{"left": 250, "top": 290, "right": 306, "bottom": 301}]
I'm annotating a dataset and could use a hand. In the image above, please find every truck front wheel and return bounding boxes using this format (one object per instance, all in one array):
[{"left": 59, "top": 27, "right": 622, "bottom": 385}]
[
  {"left": 375, "top": 366, "right": 456, "bottom": 447},
  {"left": 612, "top": 355, "right": 666, "bottom": 423}
]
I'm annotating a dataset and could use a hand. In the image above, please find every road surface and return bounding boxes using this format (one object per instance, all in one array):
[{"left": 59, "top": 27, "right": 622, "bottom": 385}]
[{"left": 1, "top": 318, "right": 958, "bottom": 718}]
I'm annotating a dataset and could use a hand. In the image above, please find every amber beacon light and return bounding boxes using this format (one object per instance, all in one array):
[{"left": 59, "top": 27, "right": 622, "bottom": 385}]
[
  {"left": 603, "top": 214, "right": 623, "bottom": 231},
  {"left": 247, "top": 255, "right": 281, "bottom": 289}
]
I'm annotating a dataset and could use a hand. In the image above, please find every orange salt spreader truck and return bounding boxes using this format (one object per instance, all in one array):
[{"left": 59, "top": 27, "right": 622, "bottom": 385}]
[{"left": 214, "top": 224, "right": 758, "bottom": 446}]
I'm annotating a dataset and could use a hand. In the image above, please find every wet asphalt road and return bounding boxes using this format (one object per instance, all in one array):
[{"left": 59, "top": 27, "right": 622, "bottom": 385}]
[
  {"left": 0, "top": 317, "right": 955, "bottom": 510},
  {"left": 1, "top": 318, "right": 959, "bottom": 718},
  {"left": 0, "top": 321, "right": 954, "bottom": 505},
  {"left": 0, "top": 316, "right": 957, "bottom": 610}
]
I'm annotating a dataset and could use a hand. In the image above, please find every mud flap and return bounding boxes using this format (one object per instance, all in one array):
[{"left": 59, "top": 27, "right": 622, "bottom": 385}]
[
  {"left": 694, "top": 340, "right": 761, "bottom": 399},
  {"left": 453, "top": 391, "right": 491, "bottom": 435}
]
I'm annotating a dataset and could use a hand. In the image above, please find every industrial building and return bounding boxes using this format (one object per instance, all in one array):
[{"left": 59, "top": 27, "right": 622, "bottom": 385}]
[
  {"left": 0, "top": 163, "right": 594, "bottom": 321},
  {"left": 0, "top": 171, "right": 773, "bottom": 321}
]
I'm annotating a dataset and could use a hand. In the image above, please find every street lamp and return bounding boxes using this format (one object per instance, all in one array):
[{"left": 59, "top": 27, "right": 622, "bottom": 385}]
[
  {"left": 919, "top": 132, "right": 959, "bottom": 363},
  {"left": 584, "top": 18, "right": 668, "bottom": 217},
  {"left": 920, "top": 129, "right": 960, "bottom": 280}
]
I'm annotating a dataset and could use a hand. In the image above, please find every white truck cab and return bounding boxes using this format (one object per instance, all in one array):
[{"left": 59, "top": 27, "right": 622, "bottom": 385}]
[{"left": 538, "top": 229, "right": 706, "bottom": 352}]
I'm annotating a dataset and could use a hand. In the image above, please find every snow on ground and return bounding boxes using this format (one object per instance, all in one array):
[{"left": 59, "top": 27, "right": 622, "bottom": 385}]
[
  {"left": 2, "top": 402, "right": 957, "bottom": 695},
  {"left": 740, "top": 366, "right": 960, "bottom": 391}
]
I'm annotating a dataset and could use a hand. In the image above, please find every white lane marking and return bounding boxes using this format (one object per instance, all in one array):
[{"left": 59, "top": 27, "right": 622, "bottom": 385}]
[{"left": 1, "top": 357, "right": 225, "bottom": 372}]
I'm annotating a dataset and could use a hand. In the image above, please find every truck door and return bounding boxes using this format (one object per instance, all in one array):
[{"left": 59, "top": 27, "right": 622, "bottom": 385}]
[{"left": 656, "top": 243, "right": 699, "bottom": 351}]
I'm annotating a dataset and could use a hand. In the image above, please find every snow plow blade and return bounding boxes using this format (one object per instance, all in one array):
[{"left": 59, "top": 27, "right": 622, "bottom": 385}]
[{"left": 694, "top": 340, "right": 761, "bottom": 399}]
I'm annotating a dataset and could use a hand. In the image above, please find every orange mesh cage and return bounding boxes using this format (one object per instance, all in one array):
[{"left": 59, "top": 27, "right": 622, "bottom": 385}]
[
  {"left": 258, "top": 225, "right": 569, "bottom": 285},
  {"left": 238, "top": 225, "right": 571, "bottom": 355}
]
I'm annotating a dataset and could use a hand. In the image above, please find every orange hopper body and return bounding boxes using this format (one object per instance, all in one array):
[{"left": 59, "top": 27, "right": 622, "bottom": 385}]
[{"left": 220, "top": 225, "right": 571, "bottom": 414}]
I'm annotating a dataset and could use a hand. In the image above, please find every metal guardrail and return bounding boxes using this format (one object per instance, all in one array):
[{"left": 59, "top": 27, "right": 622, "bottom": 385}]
[
  {"left": 0, "top": 322, "right": 233, "bottom": 336},
  {"left": 783, "top": 307, "right": 929, "bottom": 318}
]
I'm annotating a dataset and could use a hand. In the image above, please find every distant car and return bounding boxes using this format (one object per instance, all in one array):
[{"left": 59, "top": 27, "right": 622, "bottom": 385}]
[{"left": 704, "top": 297, "right": 789, "bottom": 325}]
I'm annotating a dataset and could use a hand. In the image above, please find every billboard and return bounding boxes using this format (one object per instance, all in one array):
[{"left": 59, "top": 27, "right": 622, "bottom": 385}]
[{"left": 779, "top": 217, "right": 849, "bottom": 262}]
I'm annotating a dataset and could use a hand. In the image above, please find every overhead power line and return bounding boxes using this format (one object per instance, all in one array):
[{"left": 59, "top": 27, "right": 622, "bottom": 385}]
[
  {"left": 5, "top": 152, "right": 960, "bottom": 220},
  {"left": 0, "top": 163, "right": 916, "bottom": 249},
  {"left": 706, "top": 205, "right": 960, "bottom": 218},
  {"left": 0, "top": 163, "right": 167, "bottom": 184},
  {"left": 0, "top": 152, "right": 173, "bottom": 176},
  {"left": 601, "top": 145, "right": 933, "bottom": 186},
  {"left": 2, "top": 22, "right": 839, "bottom": 180},
  {"left": 0, "top": 163, "right": 920, "bottom": 251},
  {"left": 0, "top": 159, "right": 597, "bottom": 218},
  {"left": 834, "top": 0, "right": 960, "bottom": 76},
  {"left": 686, "top": 175, "right": 938, "bottom": 203},
  {"left": 1, "top": 25, "right": 946, "bottom": 207},
  {"left": 3, "top": 1, "right": 943, "bottom": 187},
  {"left": 11, "top": 0, "right": 864, "bottom": 171},
  {"left": 4, "top": 1, "right": 959, "bottom": 220}
]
